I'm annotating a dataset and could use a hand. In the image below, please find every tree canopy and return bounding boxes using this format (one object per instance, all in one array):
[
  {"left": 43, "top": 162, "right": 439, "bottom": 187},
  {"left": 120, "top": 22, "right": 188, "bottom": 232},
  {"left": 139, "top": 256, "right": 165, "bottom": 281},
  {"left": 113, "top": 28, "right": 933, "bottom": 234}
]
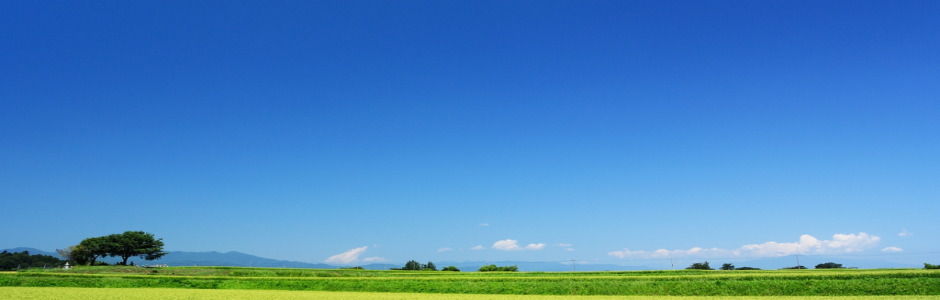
[
  {"left": 686, "top": 261, "right": 713, "bottom": 270},
  {"left": 478, "top": 264, "right": 518, "bottom": 272},
  {"left": 441, "top": 265, "right": 460, "bottom": 272},
  {"left": 815, "top": 262, "right": 843, "bottom": 269},
  {"left": 63, "top": 231, "right": 166, "bottom": 266},
  {"left": 397, "top": 260, "right": 437, "bottom": 271},
  {"left": 106, "top": 231, "right": 167, "bottom": 265}
]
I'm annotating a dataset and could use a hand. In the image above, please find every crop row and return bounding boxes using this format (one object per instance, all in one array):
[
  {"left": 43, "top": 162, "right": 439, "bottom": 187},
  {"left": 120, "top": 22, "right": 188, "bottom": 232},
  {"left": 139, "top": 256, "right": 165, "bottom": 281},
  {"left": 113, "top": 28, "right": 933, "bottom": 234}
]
[
  {"left": 2, "top": 269, "right": 939, "bottom": 296},
  {"left": 6, "top": 287, "right": 940, "bottom": 300},
  {"left": 22, "top": 266, "right": 939, "bottom": 278}
]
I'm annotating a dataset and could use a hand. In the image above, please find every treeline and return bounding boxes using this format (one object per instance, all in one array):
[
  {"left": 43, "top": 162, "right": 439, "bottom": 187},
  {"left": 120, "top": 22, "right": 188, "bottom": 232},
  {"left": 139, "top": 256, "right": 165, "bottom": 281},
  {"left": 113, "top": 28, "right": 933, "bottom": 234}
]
[
  {"left": 686, "top": 261, "right": 854, "bottom": 270},
  {"left": 685, "top": 261, "right": 940, "bottom": 270},
  {"left": 0, "top": 251, "right": 64, "bottom": 270},
  {"left": 478, "top": 264, "right": 518, "bottom": 272},
  {"left": 389, "top": 260, "right": 517, "bottom": 272},
  {"left": 686, "top": 262, "right": 759, "bottom": 270},
  {"left": 389, "top": 260, "right": 461, "bottom": 272}
]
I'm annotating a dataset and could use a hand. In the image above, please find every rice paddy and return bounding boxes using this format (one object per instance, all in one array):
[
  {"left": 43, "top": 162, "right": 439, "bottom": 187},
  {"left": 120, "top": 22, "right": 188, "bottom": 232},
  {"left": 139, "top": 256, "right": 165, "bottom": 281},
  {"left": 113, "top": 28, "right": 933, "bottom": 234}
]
[{"left": 1, "top": 266, "right": 938, "bottom": 299}]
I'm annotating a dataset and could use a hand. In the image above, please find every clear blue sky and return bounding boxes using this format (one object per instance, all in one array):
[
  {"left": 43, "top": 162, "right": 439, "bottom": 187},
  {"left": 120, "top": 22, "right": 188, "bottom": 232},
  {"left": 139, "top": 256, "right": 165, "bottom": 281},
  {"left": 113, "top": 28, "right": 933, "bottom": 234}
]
[{"left": 2, "top": 0, "right": 938, "bottom": 267}]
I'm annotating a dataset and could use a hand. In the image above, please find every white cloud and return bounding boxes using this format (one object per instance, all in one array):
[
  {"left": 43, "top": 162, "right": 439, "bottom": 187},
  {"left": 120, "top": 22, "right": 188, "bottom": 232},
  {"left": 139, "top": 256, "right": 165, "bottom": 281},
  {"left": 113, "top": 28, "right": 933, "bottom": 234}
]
[
  {"left": 470, "top": 245, "right": 485, "bottom": 250},
  {"left": 899, "top": 229, "right": 913, "bottom": 237},
  {"left": 325, "top": 246, "right": 368, "bottom": 264},
  {"left": 525, "top": 243, "right": 546, "bottom": 250},
  {"left": 491, "top": 239, "right": 545, "bottom": 251},
  {"left": 609, "top": 247, "right": 726, "bottom": 259},
  {"left": 609, "top": 232, "right": 882, "bottom": 259},
  {"left": 493, "top": 239, "right": 521, "bottom": 250},
  {"left": 735, "top": 233, "right": 880, "bottom": 256},
  {"left": 480, "top": 223, "right": 490, "bottom": 227},
  {"left": 827, "top": 233, "right": 880, "bottom": 252},
  {"left": 362, "top": 256, "right": 388, "bottom": 263},
  {"left": 437, "top": 247, "right": 453, "bottom": 252},
  {"left": 882, "top": 246, "right": 903, "bottom": 252},
  {"left": 608, "top": 248, "right": 649, "bottom": 258}
]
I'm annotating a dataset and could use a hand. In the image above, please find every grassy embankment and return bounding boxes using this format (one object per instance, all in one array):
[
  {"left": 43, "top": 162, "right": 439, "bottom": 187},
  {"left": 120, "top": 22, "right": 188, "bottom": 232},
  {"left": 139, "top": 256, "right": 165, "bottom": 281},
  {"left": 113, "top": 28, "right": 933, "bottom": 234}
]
[{"left": 1, "top": 266, "right": 938, "bottom": 297}]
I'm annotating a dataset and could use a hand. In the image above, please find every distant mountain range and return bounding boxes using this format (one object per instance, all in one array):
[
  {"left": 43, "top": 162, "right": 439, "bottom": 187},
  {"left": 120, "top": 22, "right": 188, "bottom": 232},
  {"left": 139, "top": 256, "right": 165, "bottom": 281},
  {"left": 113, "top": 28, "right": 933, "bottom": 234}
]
[
  {"left": 1, "top": 247, "right": 332, "bottom": 268},
  {"left": 3, "top": 247, "right": 921, "bottom": 271}
]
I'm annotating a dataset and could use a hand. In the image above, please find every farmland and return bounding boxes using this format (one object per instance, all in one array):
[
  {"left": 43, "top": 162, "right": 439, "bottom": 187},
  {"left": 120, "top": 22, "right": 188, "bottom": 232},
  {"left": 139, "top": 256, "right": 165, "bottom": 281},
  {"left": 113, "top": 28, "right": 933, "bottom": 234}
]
[
  {"left": 1, "top": 266, "right": 938, "bottom": 299},
  {"left": 2, "top": 287, "right": 940, "bottom": 300}
]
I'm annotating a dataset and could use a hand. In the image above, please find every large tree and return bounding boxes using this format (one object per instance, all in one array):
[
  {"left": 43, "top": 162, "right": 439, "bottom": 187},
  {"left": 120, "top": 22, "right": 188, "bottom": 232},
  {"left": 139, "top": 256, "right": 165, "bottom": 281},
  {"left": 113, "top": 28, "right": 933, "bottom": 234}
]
[
  {"left": 105, "top": 231, "right": 167, "bottom": 265},
  {"left": 57, "top": 245, "right": 91, "bottom": 265},
  {"left": 401, "top": 260, "right": 423, "bottom": 270},
  {"left": 76, "top": 236, "right": 111, "bottom": 265}
]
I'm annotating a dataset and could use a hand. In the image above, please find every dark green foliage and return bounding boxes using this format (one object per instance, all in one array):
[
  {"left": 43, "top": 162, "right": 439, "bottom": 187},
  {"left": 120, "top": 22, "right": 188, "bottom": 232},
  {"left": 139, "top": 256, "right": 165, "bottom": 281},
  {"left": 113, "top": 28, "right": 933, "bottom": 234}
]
[
  {"left": 478, "top": 264, "right": 518, "bottom": 272},
  {"left": 398, "top": 260, "right": 437, "bottom": 271},
  {"left": 441, "top": 266, "right": 460, "bottom": 272},
  {"left": 717, "top": 262, "right": 760, "bottom": 270},
  {"left": 402, "top": 260, "right": 422, "bottom": 270},
  {"left": 782, "top": 265, "right": 808, "bottom": 269},
  {"left": 0, "top": 251, "right": 64, "bottom": 270},
  {"left": 925, "top": 263, "right": 940, "bottom": 269},
  {"left": 106, "top": 231, "right": 167, "bottom": 265},
  {"left": 686, "top": 261, "right": 713, "bottom": 270},
  {"left": 76, "top": 237, "right": 110, "bottom": 266},
  {"left": 815, "top": 262, "right": 843, "bottom": 269},
  {"left": 69, "top": 231, "right": 166, "bottom": 266}
]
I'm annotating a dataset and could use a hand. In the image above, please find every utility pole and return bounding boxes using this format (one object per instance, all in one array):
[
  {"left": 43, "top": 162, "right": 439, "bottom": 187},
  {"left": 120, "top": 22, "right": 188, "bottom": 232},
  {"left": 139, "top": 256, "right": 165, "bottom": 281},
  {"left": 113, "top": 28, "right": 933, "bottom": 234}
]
[{"left": 571, "top": 259, "right": 576, "bottom": 272}]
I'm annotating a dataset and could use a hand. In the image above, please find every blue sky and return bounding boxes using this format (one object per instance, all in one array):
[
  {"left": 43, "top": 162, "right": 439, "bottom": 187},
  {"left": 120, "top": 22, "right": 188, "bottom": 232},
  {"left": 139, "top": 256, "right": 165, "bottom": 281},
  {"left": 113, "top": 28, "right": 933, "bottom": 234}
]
[{"left": 2, "top": 0, "right": 938, "bottom": 267}]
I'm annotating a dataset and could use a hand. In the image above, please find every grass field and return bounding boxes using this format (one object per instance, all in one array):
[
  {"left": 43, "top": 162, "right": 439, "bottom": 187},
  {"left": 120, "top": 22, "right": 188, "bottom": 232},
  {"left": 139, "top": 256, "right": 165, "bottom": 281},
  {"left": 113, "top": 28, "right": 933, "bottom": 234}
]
[
  {"left": 1, "top": 266, "right": 938, "bottom": 297},
  {"left": 2, "top": 287, "right": 940, "bottom": 300}
]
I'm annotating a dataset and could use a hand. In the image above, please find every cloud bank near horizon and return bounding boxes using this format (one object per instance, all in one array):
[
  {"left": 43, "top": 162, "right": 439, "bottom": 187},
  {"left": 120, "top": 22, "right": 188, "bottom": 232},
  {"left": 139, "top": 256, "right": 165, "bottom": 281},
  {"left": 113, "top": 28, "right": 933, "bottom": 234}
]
[
  {"left": 609, "top": 233, "right": 889, "bottom": 259},
  {"left": 324, "top": 246, "right": 386, "bottom": 264},
  {"left": 492, "top": 239, "right": 546, "bottom": 251}
]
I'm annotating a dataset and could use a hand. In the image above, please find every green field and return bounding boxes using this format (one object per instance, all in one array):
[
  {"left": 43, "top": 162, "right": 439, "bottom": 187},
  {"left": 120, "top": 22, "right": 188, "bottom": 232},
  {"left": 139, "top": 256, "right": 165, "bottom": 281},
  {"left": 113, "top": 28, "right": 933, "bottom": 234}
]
[
  {"left": 1, "top": 266, "right": 938, "bottom": 298},
  {"left": 3, "top": 287, "right": 940, "bottom": 300}
]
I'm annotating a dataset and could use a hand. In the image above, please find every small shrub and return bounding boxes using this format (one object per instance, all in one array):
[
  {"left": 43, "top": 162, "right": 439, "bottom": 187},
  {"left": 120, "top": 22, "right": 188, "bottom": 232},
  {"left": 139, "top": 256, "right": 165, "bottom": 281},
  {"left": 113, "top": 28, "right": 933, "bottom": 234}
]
[
  {"left": 925, "top": 263, "right": 940, "bottom": 269},
  {"left": 441, "top": 266, "right": 460, "bottom": 272}
]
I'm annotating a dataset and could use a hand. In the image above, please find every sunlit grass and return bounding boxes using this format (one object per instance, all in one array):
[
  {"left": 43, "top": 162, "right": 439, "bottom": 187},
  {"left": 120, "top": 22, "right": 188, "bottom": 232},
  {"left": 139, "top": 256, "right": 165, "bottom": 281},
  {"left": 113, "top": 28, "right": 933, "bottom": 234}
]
[
  {"left": 2, "top": 287, "right": 939, "bottom": 300},
  {"left": 3, "top": 267, "right": 939, "bottom": 296}
]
